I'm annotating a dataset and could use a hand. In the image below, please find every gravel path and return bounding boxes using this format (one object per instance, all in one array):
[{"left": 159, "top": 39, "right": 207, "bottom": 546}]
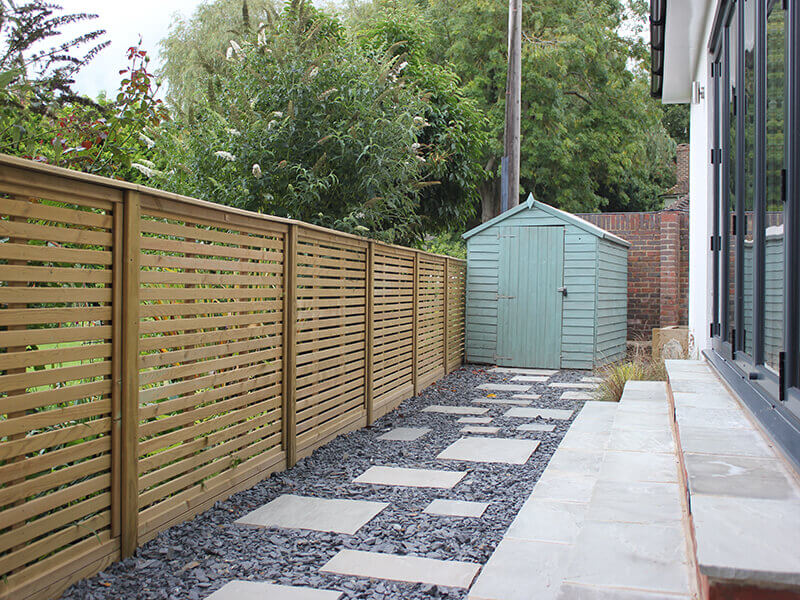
[{"left": 60, "top": 366, "right": 590, "bottom": 600}]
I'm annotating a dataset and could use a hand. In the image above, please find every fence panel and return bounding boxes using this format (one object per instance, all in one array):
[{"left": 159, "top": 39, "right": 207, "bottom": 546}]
[
  {"left": 372, "top": 247, "right": 416, "bottom": 418},
  {"left": 136, "top": 198, "right": 287, "bottom": 543},
  {"left": 447, "top": 260, "right": 466, "bottom": 370},
  {"left": 0, "top": 156, "right": 465, "bottom": 600},
  {"left": 417, "top": 256, "right": 446, "bottom": 388},
  {"left": 0, "top": 168, "right": 121, "bottom": 600},
  {"left": 294, "top": 232, "right": 368, "bottom": 458}
]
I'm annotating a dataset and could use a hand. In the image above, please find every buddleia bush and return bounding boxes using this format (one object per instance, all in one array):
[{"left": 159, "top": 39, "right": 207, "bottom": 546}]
[{"left": 152, "top": 1, "right": 431, "bottom": 244}]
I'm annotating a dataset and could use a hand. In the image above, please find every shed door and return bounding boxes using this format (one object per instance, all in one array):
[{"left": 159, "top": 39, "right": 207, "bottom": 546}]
[{"left": 497, "top": 226, "right": 565, "bottom": 368}]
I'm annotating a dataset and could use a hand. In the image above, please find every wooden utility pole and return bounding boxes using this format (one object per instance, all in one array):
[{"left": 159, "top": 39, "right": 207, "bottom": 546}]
[{"left": 503, "top": 0, "right": 522, "bottom": 211}]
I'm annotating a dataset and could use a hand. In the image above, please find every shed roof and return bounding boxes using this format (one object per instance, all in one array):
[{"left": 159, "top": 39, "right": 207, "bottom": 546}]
[{"left": 462, "top": 195, "right": 631, "bottom": 248}]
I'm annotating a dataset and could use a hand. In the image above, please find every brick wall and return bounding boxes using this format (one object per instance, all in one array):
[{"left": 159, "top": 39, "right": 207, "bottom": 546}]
[{"left": 577, "top": 208, "right": 689, "bottom": 340}]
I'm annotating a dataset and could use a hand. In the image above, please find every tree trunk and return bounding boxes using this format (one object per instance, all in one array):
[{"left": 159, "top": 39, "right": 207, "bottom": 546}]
[{"left": 480, "top": 177, "right": 500, "bottom": 222}]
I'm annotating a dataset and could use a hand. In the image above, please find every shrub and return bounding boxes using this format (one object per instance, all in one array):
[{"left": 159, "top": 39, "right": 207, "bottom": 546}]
[{"left": 594, "top": 347, "right": 670, "bottom": 403}]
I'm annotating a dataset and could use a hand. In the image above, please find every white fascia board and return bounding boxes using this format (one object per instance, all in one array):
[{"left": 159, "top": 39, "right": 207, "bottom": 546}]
[{"left": 662, "top": 0, "right": 715, "bottom": 104}]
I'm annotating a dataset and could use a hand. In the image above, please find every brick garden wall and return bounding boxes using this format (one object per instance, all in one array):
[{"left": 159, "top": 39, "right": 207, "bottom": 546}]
[{"left": 577, "top": 208, "right": 689, "bottom": 340}]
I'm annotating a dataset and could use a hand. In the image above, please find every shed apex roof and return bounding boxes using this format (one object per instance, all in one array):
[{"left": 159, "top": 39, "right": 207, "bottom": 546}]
[{"left": 462, "top": 195, "right": 631, "bottom": 247}]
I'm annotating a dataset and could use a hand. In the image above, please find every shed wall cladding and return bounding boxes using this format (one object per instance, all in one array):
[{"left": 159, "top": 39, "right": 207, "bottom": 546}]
[{"left": 464, "top": 197, "right": 629, "bottom": 370}]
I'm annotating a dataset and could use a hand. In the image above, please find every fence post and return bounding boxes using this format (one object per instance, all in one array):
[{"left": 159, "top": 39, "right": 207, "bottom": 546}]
[
  {"left": 365, "top": 241, "right": 374, "bottom": 424},
  {"left": 282, "top": 224, "right": 298, "bottom": 467},
  {"left": 119, "top": 190, "right": 140, "bottom": 559},
  {"left": 412, "top": 251, "right": 420, "bottom": 395},
  {"left": 443, "top": 257, "right": 449, "bottom": 375}
]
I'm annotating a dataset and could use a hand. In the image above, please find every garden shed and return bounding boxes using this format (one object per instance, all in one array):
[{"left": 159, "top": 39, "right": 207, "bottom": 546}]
[{"left": 463, "top": 195, "right": 630, "bottom": 369}]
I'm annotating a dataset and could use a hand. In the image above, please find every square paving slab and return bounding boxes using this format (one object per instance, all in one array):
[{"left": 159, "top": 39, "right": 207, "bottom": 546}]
[
  {"left": 598, "top": 451, "right": 678, "bottom": 483},
  {"left": 423, "top": 405, "right": 489, "bottom": 415},
  {"left": 490, "top": 367, "right": 557, "bottom": 376},
  {"left": 477, "top": 383, "right": 532, "bottom": 393},
  {"left": 461, "top": 425, "right": 501, "bottom": 434},
  {"left": 506, "top": 498, "right": 586, "bottom": 544},
  {"left": 378, "top": 427, "right": 431, "bottom": 441},
  {"left": 472, "top": 397, "right": 531, "bottom": 406},
  {"left": 512, "top": 393, "right": 541, "bottom": 400},
  {"left": 468, "top": 538, "right": 570, "bottom": 600},
  {"left": 517, "top": 423, "right": 556, "bottom": 432},
  {"left": 321, "top": 549, "right": 480, "bottom": 589},
  {"left": 424, "top": 498, "right": 489, "bottom": 517},
  {"left": 437, "top": 436, "right": 539, "bottom": 465},
  {"left": 206, "top": 581, "right": 342, "bottom": 600},
  {"left": 504, "top": 407, "right": 574, "bottom": 420},
  {"left": 563, "top": 520, "right": 693, "bottom": 595},
  {"left": 560, "top": 391, "right": 594, "bottom": 401},
  {"left": 550, "top": 382, "right": 599, "bottom": 389},
  {"left": 235, "top": 494, "right": 388, "bottom": 535},
  {"left": 581, "top": 376, "right": 603, "bottom": 383},
  {"left": 684, "top": 454, "right": 799, "bottom": 500},
  {"left": 458, "top": 416, "right": 493, "bottom": 424},
  {"left": 510, "top": 375, "right": 549, "bottom": 383},
  {"left": 353, "top": 466, "right": 466, "bottom": 489}
]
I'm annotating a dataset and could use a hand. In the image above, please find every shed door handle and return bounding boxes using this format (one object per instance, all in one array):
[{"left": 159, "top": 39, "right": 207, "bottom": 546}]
[{"left": 557, "top": 286, "right": 568, "bottom": 296}]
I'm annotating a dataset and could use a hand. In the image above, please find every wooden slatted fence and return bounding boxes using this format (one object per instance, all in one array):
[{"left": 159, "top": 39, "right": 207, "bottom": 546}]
[{"left": 0, "top": 155, "right": 465, "bottom": 600}]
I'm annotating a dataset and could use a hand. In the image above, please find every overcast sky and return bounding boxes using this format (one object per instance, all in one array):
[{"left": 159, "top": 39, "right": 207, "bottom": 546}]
[{"left": 66, "top": 1, "right": 205, "bottom": 98}]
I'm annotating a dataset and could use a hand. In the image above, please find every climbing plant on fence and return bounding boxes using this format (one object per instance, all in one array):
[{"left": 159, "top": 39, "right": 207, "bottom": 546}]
[{"left": 0, "top": 154, "right": 465, "bottom": 600}]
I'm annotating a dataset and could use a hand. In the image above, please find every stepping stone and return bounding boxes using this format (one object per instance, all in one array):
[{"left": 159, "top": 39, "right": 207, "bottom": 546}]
[
  {"left": 423, "top": 405, "right": 489, "bottom": 415},
  {"left": 461, "top": 425, "right": 501, "bottom": 434},
  {"left": 378, "top": 427, "right": 431, "bottom": 441},
  {"left": 582, "top": 376, "right": 603, "bottom": 383},
  {"left": 550, "top": 382, "right": 598, "bottom": 389},
  {"left": 321, "top": 549, "right": 480, "bottom": 589},
  {"left": 424, "top": 498, "right": 489, "bottom": 518},
  {"left": 504, "top": 407, "right": 574, "bottom": 420},
  {"left": 510, "top": 375, "right": 548, "bottom": 383},
  {"left": 468, "top": 538, "right": 570, "bottom": 600},
  {"left": 458, "top": 416, "right": 493, "bottom": 424},
  {"left": 517, "top": 423, "right": 556, "bottom": 432},
  {"left": 472, "top": 397, "right": 531, "bottom": 406},
  {"left": 437, "top": 436, "right": 539, "bottom": 465},
  {"left": 491, "top": 367, "right": 557, "bottom": 376},
  {"left": 354, "top": 466, "right": 466, "bottom": 489},
  {"left": 477, "top": 383, "right": 532, "bottom": 393},
  {"left": 206, "top": 581, "right": 342, "bottom": 600},
  {"left": 512, "top": 393, "right": 541, "bottom": 400},
  {"left": 236, "top": 494, "right": 387, "bottom": 534},
  {"left": 560, "top": 391, "right": 594, "bottom": 400}
]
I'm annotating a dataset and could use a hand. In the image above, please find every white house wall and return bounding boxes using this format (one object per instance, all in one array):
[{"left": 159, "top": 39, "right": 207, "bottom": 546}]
[{"left": 687, "top": 0, "right": 718, "bottom": 357}]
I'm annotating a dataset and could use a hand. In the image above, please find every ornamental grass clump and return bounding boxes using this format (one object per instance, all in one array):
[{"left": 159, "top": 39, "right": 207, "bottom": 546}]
[{"left": 594, "top": 349, "right": 668, "bottom": 403}]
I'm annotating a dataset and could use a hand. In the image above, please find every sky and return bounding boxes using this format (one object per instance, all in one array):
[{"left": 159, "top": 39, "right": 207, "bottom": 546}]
[{"left": 66, "top": 1, "right": 206, "bottom": 99}]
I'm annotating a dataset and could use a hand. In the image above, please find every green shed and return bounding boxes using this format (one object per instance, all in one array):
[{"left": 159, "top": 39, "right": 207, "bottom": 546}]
[{"left": 462, "top": 195, "right": 630, "bottom": 370}]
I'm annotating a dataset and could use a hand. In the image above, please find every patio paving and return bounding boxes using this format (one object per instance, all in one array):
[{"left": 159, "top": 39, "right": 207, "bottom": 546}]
[
  {"left": 423, "top": 404, "right": 490, "bottom": 415},
  {"left": 206, "top": 581, "right": 342, "bottom": 600},
  {"left": 423, "top": 499, "right": 490, "bottom": 518},
  {"left": 378, "top": 426, "right": 431, "bottom": 441},
  {"left": 503, "top": 407, "right": 574, "bottom": 420},
  {"left": 321, "top": 549, "right": 481, "bottom": 588},
  {"left": 437, "top": 436, "right": 540, "bottom": 465},
  {"left": 353, "top": 465, "right": 467, "bottom": 489},
  {"left": 235, "top": 495, "right": 388, "bottom": 534}
]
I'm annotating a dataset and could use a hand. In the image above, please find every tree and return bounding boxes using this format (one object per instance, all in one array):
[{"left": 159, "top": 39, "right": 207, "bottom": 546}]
[
  {"left": 151, "top": 1, "right": 431, "bottom": 244},
  {"left": 0, "top": 2, "right": 170, "bottom": 179},
  {"left": 347, "top": 0, "right": 676, "bottom": 217},
  {"left": 159, "top": 0, "right": 278, "bottom": 114}
]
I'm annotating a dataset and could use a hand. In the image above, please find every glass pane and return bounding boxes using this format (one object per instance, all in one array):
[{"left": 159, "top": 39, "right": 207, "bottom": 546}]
[
  {"left": 742, "top": 0, "right": 755, "bottom": 356},
  {"left": 727, "top": 15, "right": 737, "bottom": 344},
  {"left": 764, "top": 1, "right": 785, "bottom": 372}
]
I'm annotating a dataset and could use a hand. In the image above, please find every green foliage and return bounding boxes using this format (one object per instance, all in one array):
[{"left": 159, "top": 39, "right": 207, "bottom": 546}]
[
  {"left": 661, "top": 103, "right": 690, "bottom": 145},
  {"left": 346, "top": 0, "right": 677, "bottom": 214},
  {"left": 0, "top": 2, "right": 170, "bottom": 179},
  {"left": 152, "top": 1, "right": 429, "bottom": 243},
  {"left": 353, "top": 4, "right": 489, "bottom": 234},
  {"left": 418, "top": 231, "right": 466, "bottom": 258},
  {"left": 594, "top": 347, "right": 668, "bottom": 402}
]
